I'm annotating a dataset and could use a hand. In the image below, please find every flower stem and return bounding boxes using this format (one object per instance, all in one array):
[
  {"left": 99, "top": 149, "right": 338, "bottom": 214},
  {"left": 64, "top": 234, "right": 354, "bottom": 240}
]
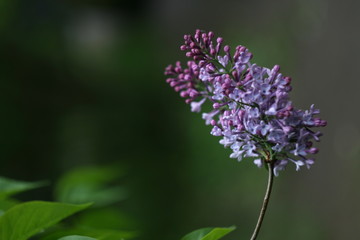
[{"left": 250, "top": 162, "right": 274, "bottom": 240}]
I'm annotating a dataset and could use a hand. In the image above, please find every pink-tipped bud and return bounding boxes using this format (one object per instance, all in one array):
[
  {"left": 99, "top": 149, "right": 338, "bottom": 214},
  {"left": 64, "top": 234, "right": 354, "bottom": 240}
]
[
  {"left": 165, "top": 64, "right": 173, "bottom": 71},
  {"left": 189, "top": 90, "right": 198, "bottom": 98},
  {"left": 186, "top": 52, "right": 193, "bottom": 57},
  {"left": 221, "top": 83, "right": 229, "bottom": 89},
  {"left": 206, "top": 64, "right": 215, "bottom": 72},
  {"left": 174, "top": 86, "right": 182, "bottom": 92},
  {"left": 180, "top": 91, "right": 188, "bottom": 98},
  {"left": 272, "top": 65, "right": 280, "bottom": 73},
  {"left": 198, "top": 60, "right": 206, "bottom": 67},
  {"left": 195, "top": 30, "right": 201, "bottom": 40},
  {"left": 189, "top": 62, "right": 197, "bottom": 70},
  {"left": 210, "top": 120, "right": 217, "bottom": 126},
  {"left": 282, "top": 126, "right": 293, "bottom": 133},
  {"left": 244, "top": 74, "right": 252, "bottom": 81},
  {"left": 203, "top": 37, "right": 209, "bottom": 45},
  {"left": 232, "top": 71, "right": 238, "bottom": 79},
  {"left": 237, "top": 124, "right": 245, "bottom": 131},
  {"left": 224, "top": 77, "right": 231, "bottom": 84},
  {"left": 208, "top": 31, "right": 214, "bottom": 38},
  {"left": 213, "top": 103, "right": 221, "bottom": 109},
  {"left": 170, "top": 81, "right": 178, "bottom": 87},
  {"left": 314, "top": 119, "right": 327, "bottom": 127},
  {"left": 284, "top": 76, "right": 292, "bottom": 85},
  {"left": 185, "top": 98, "right": 192, "bottom": 104},
  {"left": 214, "top": 76, "right": 222, "bottom": 82},
  {"left": 285, "top": 105, "right": 293, "bottom": 111},
  {"left": 184, "top": 74, "right": 191, "bottom": 81},
  {"left": 180, "top": 45, "right": 187, "bottom": 51},
  {"left": 174, "top": 67, "right": 182, "bottom": 73},
  {"left": 233, "top": 52, "right": 240, "bottom": 60},
  {"left": 238, "top": 110, "right": 245, "bottom": 118},
  {"left": 238, "top": 46, "right": 246, "bottom": 52},
  {"left": 224, "top": 45, "right": 230, "bottom": 53},
  {"left": 191, "top": 49, "right": 200, "bottom": 54},
  {"left": 307, "top": 147, "right": 319, "bottom": 154},
  {"left": 216, "top": 37, "right": 223, "bottom": 43},
  {"left": 321, "top": 120, "right": 327, "bottom": 127}
]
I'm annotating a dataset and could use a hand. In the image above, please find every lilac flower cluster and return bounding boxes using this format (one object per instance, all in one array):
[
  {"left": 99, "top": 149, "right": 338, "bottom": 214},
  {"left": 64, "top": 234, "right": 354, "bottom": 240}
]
[{"left": 165, "top": 30, "right": 326, "bottom": 176}]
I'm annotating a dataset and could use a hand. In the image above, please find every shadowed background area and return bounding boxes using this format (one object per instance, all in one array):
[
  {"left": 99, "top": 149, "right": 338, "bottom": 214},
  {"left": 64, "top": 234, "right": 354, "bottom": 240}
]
[{"left": 0, "top": 0, "right": 359, "bottom": 239}]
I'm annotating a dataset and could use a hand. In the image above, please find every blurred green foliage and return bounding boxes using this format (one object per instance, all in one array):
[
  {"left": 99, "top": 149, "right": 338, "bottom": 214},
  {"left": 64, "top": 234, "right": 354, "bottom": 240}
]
[
  {"left": 58, "top": 236, "right": 97, "bottom": 240},
  {"left": 0, "top": 201, "right": 91, "bottom": 240},
  {"left": 181, "top": 226, "right": 236, "bottom": 240},
  {"left": 0, "top": 177, "right": 47, "bottom": 199},
  {"left": 0, "top": 165, "right": 137, "bottom": 240},
  {"left": 55, "top": 166, "right": 127, "bottom": 207}
]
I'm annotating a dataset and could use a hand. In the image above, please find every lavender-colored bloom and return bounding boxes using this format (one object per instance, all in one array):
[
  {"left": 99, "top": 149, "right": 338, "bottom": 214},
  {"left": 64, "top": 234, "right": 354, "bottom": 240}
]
[
  {"left": 202, "top": 110, "right": 219, "bottom": 125},
  {"left": 190, "top": 98, "right": 206, "bottom": 112},
  {"left": 211, "top": 126, "right": 222, "bottom": 136},
  {"left": 254, "top": 159, "right": 263, "bottom": 168},
  {"left": 273, "top": 160, "right": 288, "bottom": 176},
  {"left": 165, "top": 30, "right": 326, "bottom": 176}
]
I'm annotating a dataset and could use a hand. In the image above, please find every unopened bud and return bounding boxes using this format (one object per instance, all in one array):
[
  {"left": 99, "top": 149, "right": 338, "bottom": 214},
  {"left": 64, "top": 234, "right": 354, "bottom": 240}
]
[{"left": 213, "top": 103, "right": 221, "bottom": 109}]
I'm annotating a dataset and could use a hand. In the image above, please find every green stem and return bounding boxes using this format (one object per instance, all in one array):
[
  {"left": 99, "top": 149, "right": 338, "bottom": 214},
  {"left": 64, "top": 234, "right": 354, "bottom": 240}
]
[{"left": 250, "top": 162, "right": 274, "bottom": 240}]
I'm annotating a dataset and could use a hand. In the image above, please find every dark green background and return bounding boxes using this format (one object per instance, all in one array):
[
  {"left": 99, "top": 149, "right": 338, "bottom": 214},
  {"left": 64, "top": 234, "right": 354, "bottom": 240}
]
[{"left": 1, "top": 0, "right": 359, "bottom": 239}]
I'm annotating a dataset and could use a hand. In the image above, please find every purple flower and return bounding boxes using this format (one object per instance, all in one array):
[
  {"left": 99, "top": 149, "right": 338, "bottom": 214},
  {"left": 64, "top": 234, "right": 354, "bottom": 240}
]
[
  {"left": 202, "top": 110, "right": 219, "bottom": 125},
  {"left": 273, "top": 160, "right": 288, "bottom": 176},
  {"left": 191, "top": 98, "right": 206, "bottom": 112},
  {"left": 165, "top": 30, "right": 326, "bottom": 176},
  {"left": 254, "top": 159, "right": 263, "bottom": 168}
]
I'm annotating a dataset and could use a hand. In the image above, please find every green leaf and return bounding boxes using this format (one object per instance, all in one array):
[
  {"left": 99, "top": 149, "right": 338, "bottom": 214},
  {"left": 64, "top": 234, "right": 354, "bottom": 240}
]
[
  {"left": 181, "top": 226, "right": 236, "bottom": 240},
  {"left": 39, "top": 228, "right": 138, "bottom": 240},
  {"left": 0, "top": 176, "right": 47, "bottom": 199},
  {"left": 55, "top": 166, "right": 127, "bottom": 207},
  {"left": 75, "top": 208, "right": 137, "bottom": 230},
  {"left": 0, "top": 201, "right": 91, "bottom": 240},
  {"left": 58, "top": 235, "right": 97, "bottom": 240},
  {"left": 0, "top": 199, "right": 19, "bottom": 216},
  {"left": 83, "top": 229, "right": 138, "bottom": 240}
]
